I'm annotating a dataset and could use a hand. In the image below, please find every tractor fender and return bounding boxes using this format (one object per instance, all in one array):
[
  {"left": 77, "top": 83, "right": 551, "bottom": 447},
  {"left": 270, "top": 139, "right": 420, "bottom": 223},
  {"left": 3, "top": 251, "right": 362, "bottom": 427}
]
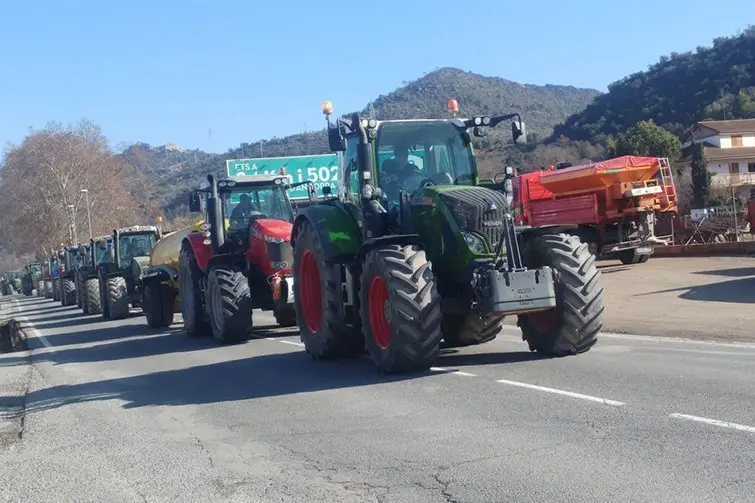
[
  {"left": 206, "top": 253, "right": 247, "bottom": 272},
  {"left": 142, "top": 264, "right": 178, "bottom": 285},
  {"left": 182, "top": 232, "right": 212, "bottom": 272},
  {"left": 291, "top": 204, "right": 361, "bottom": 262}
]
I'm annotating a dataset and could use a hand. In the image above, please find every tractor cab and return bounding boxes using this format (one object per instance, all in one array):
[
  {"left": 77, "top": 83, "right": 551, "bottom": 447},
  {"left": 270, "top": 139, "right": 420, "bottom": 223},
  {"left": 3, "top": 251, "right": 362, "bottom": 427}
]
[{"left": 113, "top": 226, "right": 160, "bottom": 273}]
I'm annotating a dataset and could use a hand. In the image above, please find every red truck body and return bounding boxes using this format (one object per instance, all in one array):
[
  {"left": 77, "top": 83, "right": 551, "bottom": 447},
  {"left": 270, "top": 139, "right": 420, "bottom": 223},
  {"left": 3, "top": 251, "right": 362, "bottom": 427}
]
[{"left": 512, "top": 156, "right": 678, "bottom": 263}]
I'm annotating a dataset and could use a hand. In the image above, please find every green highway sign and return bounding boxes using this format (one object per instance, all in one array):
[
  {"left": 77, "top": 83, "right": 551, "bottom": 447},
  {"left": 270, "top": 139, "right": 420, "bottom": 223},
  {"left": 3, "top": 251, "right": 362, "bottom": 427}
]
[{"left": 226, "top": 154, "right": 339, "bottom": 199}]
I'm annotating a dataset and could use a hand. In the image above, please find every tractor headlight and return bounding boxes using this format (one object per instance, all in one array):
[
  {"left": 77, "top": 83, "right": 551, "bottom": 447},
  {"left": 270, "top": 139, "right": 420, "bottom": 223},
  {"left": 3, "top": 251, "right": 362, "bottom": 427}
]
[{"left": 461, "top": 231, "right": 487, "bottom": 254}]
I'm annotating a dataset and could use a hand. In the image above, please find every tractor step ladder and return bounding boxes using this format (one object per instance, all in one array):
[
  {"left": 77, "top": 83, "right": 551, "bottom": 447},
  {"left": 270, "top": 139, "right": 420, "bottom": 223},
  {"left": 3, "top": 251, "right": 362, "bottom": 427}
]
[{"left": 658, "top": 157, "right": 677, "bottom": 208}]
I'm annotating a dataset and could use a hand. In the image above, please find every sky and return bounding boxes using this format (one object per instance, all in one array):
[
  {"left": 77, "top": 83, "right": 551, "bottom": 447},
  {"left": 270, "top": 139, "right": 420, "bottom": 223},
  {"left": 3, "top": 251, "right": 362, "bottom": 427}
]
[{"left": 1, "top": 0, "right": 753, "bottom": 155}]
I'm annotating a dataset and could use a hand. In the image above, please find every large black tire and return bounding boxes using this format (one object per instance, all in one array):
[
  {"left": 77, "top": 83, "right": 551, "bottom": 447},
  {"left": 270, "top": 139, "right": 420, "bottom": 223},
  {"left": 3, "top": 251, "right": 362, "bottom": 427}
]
[
  {"left": 62, "top": 279, "right": 76, "bottom": 306},
  {"left": 292, "top": 219, "right": 363, "bottom": 359},
  {"left": 517, "top": 233, "right": 604, "bottom": 355},
  {"left": 75, "top": 276, "right": 83, "bottom": 308},
  {"left": 106, "top": 276, "right": 130, "bottom": 320},
  {"left": 274, "top": 304, "right": 297, "bottom": 327},
  {"left": 360, "top": 245, "right": 443, "bottom": 373},
  {"left": 207, "top": 265, "right": 252, "bottom": 343},
  {"left": 45, "top": 281, "right": 53, "bottom": 299},
  {"left": 441, "top": 313, "right": 505, "bottom": 348},
  {"left": 53, "top": 278, "right": 61, "bottom": 302},
  {"left": 144, "top": 282, "right": 175, "bottom": 329},
  {"left": 85, "top": 278, "right": 101, "bottom": 314},
  {"left": 179, "top": 246, "right": 211, "bottom": 338}
]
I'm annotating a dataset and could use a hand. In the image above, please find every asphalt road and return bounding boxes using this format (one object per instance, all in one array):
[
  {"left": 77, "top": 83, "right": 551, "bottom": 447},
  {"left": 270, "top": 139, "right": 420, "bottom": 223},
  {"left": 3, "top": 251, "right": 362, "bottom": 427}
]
[{"left": 1, "top": 258, "right": 754, "bottom": 503}]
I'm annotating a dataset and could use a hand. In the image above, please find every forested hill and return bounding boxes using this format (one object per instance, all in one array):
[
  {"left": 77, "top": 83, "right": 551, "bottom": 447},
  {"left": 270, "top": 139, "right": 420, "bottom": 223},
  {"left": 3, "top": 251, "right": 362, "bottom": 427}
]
[
  {"left": 552, "top": 27, "right": 755, "bottom": 141},
  {"left": 126, "top": 67, "right": 600, "bottom": 214}
]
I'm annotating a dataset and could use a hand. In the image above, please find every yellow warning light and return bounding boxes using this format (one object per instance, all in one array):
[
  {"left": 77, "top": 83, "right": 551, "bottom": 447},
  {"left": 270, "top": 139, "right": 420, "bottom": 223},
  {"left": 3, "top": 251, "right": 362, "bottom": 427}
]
[
  {"left": 322, "top": 100, "right": 333, "bottom": 116},
  {"left": 447, "top": 98, "right": 459, "bottom": 114}
]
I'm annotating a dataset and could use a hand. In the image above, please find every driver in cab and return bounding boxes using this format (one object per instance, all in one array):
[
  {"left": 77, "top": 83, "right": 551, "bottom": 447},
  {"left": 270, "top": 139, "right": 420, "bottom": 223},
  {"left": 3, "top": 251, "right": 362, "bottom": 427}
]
[
  {"left": 380, "top": 144, "right": 425, "bottom": 202},
  {"left": 229, "top": 193, "right": 255, "bottom": 231}
]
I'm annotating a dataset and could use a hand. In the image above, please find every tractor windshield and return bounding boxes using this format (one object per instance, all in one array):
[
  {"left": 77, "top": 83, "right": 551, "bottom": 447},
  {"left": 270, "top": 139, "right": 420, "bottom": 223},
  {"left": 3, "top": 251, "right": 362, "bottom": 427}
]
[
  {"left": 222, "top": 186, "right": 292, "bottom": 232},
  {"left": 118, "top": 232, "right": 158, "bottom": 265},
  {"left": 376, "top": 121, "right": 475, "bottom": 204}
]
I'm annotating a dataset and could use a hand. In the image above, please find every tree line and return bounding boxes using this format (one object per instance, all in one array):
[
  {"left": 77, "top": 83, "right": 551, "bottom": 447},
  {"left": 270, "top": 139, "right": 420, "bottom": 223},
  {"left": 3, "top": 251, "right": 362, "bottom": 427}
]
[{"left": 0, "top": 120, "right": 159, "bottom": 263}]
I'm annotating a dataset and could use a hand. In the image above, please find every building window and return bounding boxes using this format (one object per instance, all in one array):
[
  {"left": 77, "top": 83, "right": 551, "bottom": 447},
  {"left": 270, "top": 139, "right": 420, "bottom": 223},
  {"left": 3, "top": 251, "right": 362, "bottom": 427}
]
[
  {"left": 748, "top": 162, "right": 755, "bottom": 173},
  {"left": 729, "top": 163, "right": 739, "bottom": 174},
  {"left": 731, "top": 135, "right": 743, "bottom": 147}
]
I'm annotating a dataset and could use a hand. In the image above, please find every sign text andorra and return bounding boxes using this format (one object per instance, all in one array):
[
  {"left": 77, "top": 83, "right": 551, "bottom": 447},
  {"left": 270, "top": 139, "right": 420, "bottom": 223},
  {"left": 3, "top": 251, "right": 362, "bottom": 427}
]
[{"left": 226, "top": 154, "right": 339, "bottom": 199}]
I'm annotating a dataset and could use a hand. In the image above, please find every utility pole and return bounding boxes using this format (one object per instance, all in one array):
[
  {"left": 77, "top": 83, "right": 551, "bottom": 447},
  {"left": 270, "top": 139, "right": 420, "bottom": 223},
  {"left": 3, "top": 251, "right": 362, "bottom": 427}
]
[{"left": 81, "top": 189, "right": 93, "bottom": 240}]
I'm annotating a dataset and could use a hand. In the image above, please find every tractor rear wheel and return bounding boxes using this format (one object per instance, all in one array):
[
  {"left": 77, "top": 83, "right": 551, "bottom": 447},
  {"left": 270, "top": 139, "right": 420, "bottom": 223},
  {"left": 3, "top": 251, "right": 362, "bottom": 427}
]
[
  {"left": 75, "top": 276, "right": 83, "bottom": 307},
  {"left": 517, "top": 233, "right": 604, "bottom": 356},
  {"left": 360, "top": 245, "right": 443, "bottom": 373},
  {"left": 85, "top": 278, "right": 101, "bottom": 314},
  {"left": 207, "top": 265, "right": 252, "bottom": 343},
  {"left": 274, "top": 304, "right": 297, "bottom": 327},
  {"left": 293, "top": 219, "right": 363, "bottom": 359},
  {"left": 179, "top": 246, "right": 211, "bottom": 338},
  {"left": 62, "top": 279, "right": 76, "bottom": 306},
  {"left": 441, "top": 313, "right": 505, "bottom": 348},
  {"left": 45, "top": 281, "right": 53, "bottom": 299},
  {"left": 106, "top": 276, "right": 130, "bottom": 320}
]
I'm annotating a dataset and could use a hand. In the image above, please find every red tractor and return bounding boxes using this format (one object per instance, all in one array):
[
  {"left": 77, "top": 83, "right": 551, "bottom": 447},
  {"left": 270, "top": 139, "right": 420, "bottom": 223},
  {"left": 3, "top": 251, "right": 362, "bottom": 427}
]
[{"left": 180, "top": 173, "right": 315, "bottom": 343}]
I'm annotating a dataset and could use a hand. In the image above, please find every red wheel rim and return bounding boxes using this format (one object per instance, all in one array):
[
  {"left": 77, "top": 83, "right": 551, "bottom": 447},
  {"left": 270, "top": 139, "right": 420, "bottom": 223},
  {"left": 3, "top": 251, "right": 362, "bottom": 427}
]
[
  {"left": 368, "top": 276, "right": 391, "bottom": 349},
  {"left": 527, "top": 308, "right": 558, "bottom": 334},
  {"left": 298, "top": 250, "right": 322, "bottom": 332}
]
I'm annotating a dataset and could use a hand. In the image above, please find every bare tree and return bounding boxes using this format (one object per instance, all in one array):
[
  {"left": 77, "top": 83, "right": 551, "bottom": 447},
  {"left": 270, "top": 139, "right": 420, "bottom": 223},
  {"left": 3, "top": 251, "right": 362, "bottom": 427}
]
[{"left": 0, "top": 120, "right": 159, "bottom": 256}]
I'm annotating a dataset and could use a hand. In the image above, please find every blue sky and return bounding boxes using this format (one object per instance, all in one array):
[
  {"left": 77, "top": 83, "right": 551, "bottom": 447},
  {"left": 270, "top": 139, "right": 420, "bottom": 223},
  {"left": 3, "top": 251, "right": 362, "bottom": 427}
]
[{"left": 1, "top": 0, "right": 752, "bottom": 155}]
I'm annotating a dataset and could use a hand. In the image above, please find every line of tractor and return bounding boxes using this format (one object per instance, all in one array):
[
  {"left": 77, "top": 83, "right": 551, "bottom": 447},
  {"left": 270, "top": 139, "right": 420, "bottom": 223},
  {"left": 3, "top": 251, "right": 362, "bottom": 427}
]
[{"left": 5, "top": 100, "right": 680, "bottom": 374}]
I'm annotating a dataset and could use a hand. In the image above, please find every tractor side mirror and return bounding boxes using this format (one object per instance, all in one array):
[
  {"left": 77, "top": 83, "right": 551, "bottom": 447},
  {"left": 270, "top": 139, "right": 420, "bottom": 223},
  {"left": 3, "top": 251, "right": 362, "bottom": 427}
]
[
  {"left": 327, "top": 124, "right": 345, "bottom": 152},
  {"left": 188, "top": 190, "right": 201, "bottom": 212},
  {"left": 512, "top": 121, "right": 527, "bottom": 144}
]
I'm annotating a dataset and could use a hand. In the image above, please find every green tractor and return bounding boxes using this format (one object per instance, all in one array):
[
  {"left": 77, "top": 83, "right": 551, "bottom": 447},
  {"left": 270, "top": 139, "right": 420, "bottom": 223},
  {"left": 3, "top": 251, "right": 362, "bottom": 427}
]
[
  {"left": 73, "top": 242, "right": 93, "bottom": 312},
  {"left": 80, "top": 234, "right": 114, "bottom": 315},
  {"left": 290, "top": 104, "right": 604, "bottom": 373},
  {"left": 1, "top": 271, "right": 21, "bottom": 295},
  {"left": 98, "top": 226, "right": 160, "bottom": 320},
  {"left": 58, "top": 245, "right": 79, "bottom": 306}
]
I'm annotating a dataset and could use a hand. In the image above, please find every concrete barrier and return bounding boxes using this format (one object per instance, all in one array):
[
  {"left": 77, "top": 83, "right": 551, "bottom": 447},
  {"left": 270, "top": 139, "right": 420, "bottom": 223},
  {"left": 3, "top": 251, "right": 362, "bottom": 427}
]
[
  {"left": 0, "top": 319, "right": 25, "bottom": 353},
  {"left": 652, "top": 240, "right": 755, "bottom": 258}
]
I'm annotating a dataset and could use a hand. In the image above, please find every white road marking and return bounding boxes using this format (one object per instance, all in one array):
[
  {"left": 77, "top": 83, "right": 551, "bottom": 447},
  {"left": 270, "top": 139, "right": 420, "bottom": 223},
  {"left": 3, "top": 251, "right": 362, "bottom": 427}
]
[
  {"left": 11, "top": 299, "right": 53, "bottom": 349},
  {"left": 496, "top": 378, "right": 625, "bottom": 406},
  {"left": 277, "top": 340, "right": 305, "bottom": 347},
  {"left": 669, "top": 413, "right": 755, "bottom": 433},
  {"left": 430, "top": 366, "right": 477, "bottom": 377}
]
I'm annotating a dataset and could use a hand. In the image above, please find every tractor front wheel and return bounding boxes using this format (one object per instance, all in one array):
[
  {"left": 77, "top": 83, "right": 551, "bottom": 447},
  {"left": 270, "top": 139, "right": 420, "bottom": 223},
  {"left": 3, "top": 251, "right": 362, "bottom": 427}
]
[
  {"left": 441, "top": 313, "right": 505, "bottom": 348},
  {"left": 107, "top": 277, "right": 130, "bottom": 320},
  {"left": 360, "top": 245, "right": 443, "bottom": 373},
  {"left": 274, "top": 304, "right": 297, "bottom": 328},
  {"left": 293, "top": 219, "right": 363, "bottom": 359},
  {"left": 207, "top": 265, "right": 252, "bottom": 343},
  {"left": 517, "top": 233, "right": 604, "bottom": 356},
  {"left": 62, "top": 279, "right": 76, "bottom": 306},
  {"left": 85, "top": 278, "right": 100, "bottom": 314}
]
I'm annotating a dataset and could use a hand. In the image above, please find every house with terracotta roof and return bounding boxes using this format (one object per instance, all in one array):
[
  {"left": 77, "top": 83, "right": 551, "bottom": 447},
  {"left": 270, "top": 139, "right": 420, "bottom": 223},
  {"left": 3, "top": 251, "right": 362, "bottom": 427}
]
[{"left": 682, "top": 119, "right": 755, "bottom": 197}]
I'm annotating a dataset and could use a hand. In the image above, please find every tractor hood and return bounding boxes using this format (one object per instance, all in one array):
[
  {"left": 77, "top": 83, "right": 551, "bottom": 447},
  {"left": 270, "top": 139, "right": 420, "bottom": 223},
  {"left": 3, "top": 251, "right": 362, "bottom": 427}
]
[
  {"left": 251, "top": 218, "right": 293, "bottom": 242},
  {"left": 412, "top": 184, "right": 509, "bottom": 253}
]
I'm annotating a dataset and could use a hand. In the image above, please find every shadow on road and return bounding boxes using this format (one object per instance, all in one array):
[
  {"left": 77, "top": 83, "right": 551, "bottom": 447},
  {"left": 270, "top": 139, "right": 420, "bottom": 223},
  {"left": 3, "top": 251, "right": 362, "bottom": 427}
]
[
  {"left": 635, "top": 277, "right": 755, "bottom": 303},
  {"left": 438, "top": 349, "right": 546, "bottom": 367},
  {"left": 693, "top": 267, "right": 755, "bottom": 278},
  {"left": 3, "top": 350, "right": 430, "bottom": 414}
]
